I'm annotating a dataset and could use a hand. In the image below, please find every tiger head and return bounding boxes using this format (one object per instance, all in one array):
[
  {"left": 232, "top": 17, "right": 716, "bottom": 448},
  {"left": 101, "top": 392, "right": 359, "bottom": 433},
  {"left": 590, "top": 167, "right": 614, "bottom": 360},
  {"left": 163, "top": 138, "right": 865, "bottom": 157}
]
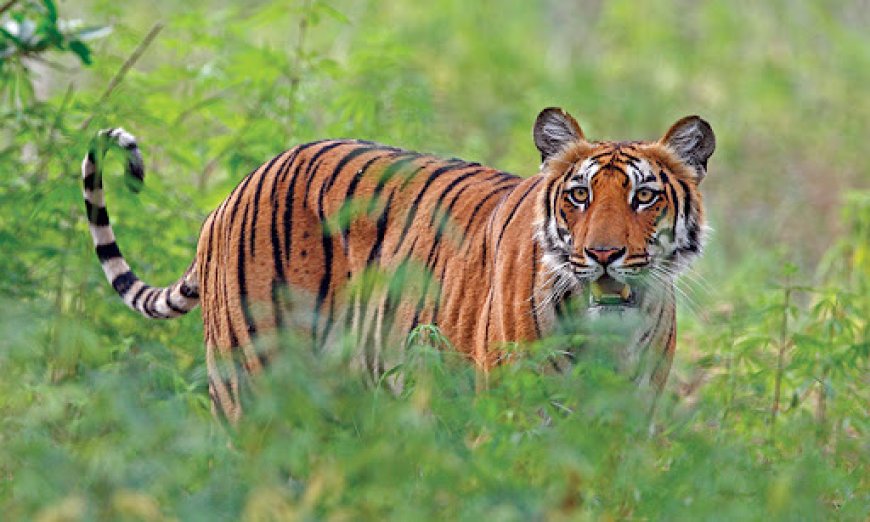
[{"left": 533, "top": 108, "right": 715, "bottom": 316}]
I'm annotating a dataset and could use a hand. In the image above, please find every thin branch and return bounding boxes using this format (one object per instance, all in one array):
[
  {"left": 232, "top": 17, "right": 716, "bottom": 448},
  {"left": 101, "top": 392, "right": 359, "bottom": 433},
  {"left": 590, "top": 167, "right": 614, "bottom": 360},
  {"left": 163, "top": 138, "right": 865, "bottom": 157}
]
[
  {"left": 285, "top": 0, "right": 311, "bottom": 139},
  {"left": 769, "top": 280, "right": 793, "bottom": 443},
  {"left": 197, "top": 96, "right": 268, "bottom": 190},
  {"left": 0, "top": 0, "right": 20, "bottom": 18},
  {"left": 78, "top": 22, "right": 163, "bottom": 132},
  {"left": 32, "top": 81, "right": 74, "bottom": 182}
]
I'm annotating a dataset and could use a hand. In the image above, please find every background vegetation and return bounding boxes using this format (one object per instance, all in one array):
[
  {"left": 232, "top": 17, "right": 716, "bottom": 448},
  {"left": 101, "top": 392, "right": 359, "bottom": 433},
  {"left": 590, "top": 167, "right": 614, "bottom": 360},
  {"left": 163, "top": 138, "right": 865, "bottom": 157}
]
[{"left": 1, "top": 0, "right": 867, "bottom": 519}]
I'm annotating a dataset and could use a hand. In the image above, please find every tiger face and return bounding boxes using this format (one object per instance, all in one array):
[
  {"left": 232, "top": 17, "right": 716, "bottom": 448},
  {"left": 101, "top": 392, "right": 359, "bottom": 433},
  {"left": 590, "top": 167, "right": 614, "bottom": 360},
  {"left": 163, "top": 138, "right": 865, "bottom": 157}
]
[{"left": 533, "top": 108, "right": 715, "bottom": 316}]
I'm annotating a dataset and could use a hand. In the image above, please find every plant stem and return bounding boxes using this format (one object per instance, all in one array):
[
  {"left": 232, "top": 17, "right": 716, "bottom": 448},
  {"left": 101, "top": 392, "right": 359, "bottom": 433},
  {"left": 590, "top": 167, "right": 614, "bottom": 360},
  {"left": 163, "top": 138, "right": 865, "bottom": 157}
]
[
  {"left": 721, "top": 317, "right": 736, "bottom": 430},
  {"left": 0, "top": 0, "right": 20, "bottom": 17},
  {"left": 816, "top": 296, "right": 837, "bottom": 436},
  {"left": 286, "top": 0, "right": 311, "bottom": 141},
  {"left": 78, "top": 23, "right": 163, "bottom": 132},
  {"left": 769, "top": 279, "right": 792, "bottom": 442}
]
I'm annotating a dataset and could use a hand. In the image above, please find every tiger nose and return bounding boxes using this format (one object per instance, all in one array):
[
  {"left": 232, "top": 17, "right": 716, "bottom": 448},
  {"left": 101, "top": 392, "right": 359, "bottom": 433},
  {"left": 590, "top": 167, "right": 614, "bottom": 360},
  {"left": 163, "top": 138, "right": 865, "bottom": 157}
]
[{"left": 584, "top": 246, "right": 626, "bottom": 266}]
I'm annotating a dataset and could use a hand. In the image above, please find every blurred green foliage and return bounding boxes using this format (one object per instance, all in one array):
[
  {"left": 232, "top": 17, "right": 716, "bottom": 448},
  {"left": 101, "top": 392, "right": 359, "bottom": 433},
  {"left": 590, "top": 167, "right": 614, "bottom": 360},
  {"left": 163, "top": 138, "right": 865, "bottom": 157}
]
[{"left": 0, "top": 0, "right": 868, "bottom": 519}]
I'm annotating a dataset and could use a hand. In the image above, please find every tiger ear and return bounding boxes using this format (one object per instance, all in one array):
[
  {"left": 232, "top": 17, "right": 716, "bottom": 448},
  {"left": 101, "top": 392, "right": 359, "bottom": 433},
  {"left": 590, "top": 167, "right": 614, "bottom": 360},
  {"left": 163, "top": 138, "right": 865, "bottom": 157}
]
[
  {"left": 660, "top": 115, "right": 715, "bottom": 182},
  {"left": 533, "top": 107, "right": 586, "bottom": 163}
]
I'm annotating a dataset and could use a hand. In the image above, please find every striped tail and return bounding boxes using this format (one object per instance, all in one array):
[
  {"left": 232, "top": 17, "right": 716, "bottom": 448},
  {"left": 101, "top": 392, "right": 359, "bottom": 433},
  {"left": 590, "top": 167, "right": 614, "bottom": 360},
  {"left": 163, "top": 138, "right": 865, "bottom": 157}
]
[{"left": 82, "top": 127, "right": 200, "bottom": 319}]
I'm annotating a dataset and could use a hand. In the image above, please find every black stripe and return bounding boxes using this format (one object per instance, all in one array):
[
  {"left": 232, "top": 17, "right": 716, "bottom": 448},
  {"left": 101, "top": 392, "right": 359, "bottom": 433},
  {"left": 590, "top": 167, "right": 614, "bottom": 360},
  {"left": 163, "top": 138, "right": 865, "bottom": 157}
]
[
  {"left": 494, "top": 178, "right": 542, "bottom": 252},
  {"left": 638, "top": 302, "right": 666, "bottom": 346},
  {"left": 458, "top": 182, "right": 516, "bottom": 249},
  {"left": 322, "top": 145, "right": 379, "bottom": 196},
  {"left": 403, "top": 236, "right": 419, "bottom": 261},
  {"left": 149, "top": 289, "right": 165, "bottom": 318},
  {"left": 126, "top": 156, "right": 144, "bottom": 184},
  {"left": 427, "top": 168, "right": 489, "bottom": 228},
  {"left": 82, "top": 172, "right": 101, "bottom": 191},
  {"left": 150, "top": 289, "right": 169, "bottom": 319},
  {"left": 199, "top": 214, "right": 219, "bottom": 302},
  {"left": 587, "top": 151, "right": 611, "bottom": 163},
  {"left": 267, "top": 150, "right": 303, "bottom": 330},
  {"left": 676, "top": 179, "right": 692, "bottom": 222},
  {"left": 411, "top": 249, "right": 440, "bottom": 329},
  {"left": 365, "top": 192, "right": 395, "bottom": 266},
  {"left": 179, "top": 281, "right": 198, "bottom": 299},
  {"left": 481, "top": 213, "right": 496, "bottom": 267},
  {"left": 220, "top": 158, "right": 258, "bottom": 333},
  {"left": 666, "top": 183, "right": 680, "bottom": 217},
  {"left": 333, "top": 151, "right": 403, "bottom": 254},
  {"left": 111, "top": 271, "right": 137, "bottom": 295},
  {"left": 279, "top": 150, "right": 309, "bottom": 266},
  {"left": 356, "top": 151, "right": 413, "bottom": 199},
  {"left": 429, "top": 171, "right": 504, "bottom": 248},
  {"left": 272, "top": 140, "right": 337, "bottom": 275},
  {"left": 391, "top": 161, "right": 475, "bottom": 256},
  {"left": 483, "top": 294, "right": 493, "bottom": 351},
  {"left": 356, "top": 158, "right": 431, "bottom": 256},
  {"left": 166, "top": 295, "right": 187, "bottom": 315},
  {"left": 287, "top": 141, "right": 347, "bottom": 265},
  {"left": 364, "top": 155, "right": 424, "bottom": 207},
  {"left": 658, "top": 169, "right": 670, "bottom": 185},
  {"left": 237, "top": 201, "right": 257, "bottom": 338},
  {"left": 620, "top": 152, "right": 641, "bottom": 164},
  {"left": 249, "top": 151, "right": 288, "bottom": 257},
  {"left": 281, "top": 158, "right": 304, "bottom": 265},
  {"left": 604, "top": 164, "right": 628, "bottom": 178},
  {"left": 417, "top": 175, "right": 507, "bottom": 325},
  {"left": 95, "top": 242, "right": 122, "bottom": 262},
  {"left": 84, "top": 201, "right": 109, "bottom": 226},
  {"left": 530, "top": 242, "right": 542, "bottom": 338},
  {"left": 323, "top": 286, "right": 338, "bottom": 351},
  {"left": 269, "top": 149, "right": 300, "bottom": 285},
  {"left": 647, "top": 318, "right": 675, "bottom": 384},
  {"left": 131, "top": 284, "right": 149, "bottom": 309},
  {"left": 142, "top": 288, "right": 158, "bottom": 317},
  {"left": 431, "top": 262, "right": 448, "bottom": 325},
  {"left": 313, "top": 227, "right": 334, "bottom": 348},
  {"left": 541, "top": 174, "right": 561, "bottom": 235},
  {"left": 315, "top": 145, "right": 372, "bottom": 225},
  {"left": 677, "top": 178, "right": 700, "bottom": 251},
  {"left": 280, "top": 140, "right": 332, "bottom": 190},
  {"left": 303, "top": 141, "right": 353, "bottom": 202},
  {"left": 306, "top": 143, "right": 350, "bottom": 347},
  {"left": 271, "top": 280, "right": 285, "bottom": 330}
]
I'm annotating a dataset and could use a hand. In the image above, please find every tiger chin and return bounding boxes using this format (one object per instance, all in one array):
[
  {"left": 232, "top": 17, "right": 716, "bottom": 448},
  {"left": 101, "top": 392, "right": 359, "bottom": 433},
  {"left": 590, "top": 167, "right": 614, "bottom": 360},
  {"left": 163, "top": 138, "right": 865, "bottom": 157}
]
[{"left": 82, "top": 107, "right": 714, "bottom": 423}]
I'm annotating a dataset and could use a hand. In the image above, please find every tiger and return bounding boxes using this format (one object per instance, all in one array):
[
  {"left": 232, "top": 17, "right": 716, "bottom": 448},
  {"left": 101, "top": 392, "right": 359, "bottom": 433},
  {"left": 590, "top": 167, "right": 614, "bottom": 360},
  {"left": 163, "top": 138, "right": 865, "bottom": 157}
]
[{"left": 82, "top": 107, "right": 715, "bottom": 422}]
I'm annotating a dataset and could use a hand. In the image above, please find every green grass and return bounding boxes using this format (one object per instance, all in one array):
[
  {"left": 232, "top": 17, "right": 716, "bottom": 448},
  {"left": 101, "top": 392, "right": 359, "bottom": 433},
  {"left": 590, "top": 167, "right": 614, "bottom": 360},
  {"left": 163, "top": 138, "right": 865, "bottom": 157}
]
[{"left": 1, "top": 0, "right": 868, "bottom": 519}]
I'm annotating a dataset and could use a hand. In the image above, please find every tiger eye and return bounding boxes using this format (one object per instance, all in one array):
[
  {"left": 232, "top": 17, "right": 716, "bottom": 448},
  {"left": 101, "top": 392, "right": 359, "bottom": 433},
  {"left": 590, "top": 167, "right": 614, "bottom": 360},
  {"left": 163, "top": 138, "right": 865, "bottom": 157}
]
[
  {"left": 635, "top": 188, "right": 656, "bottom": 205},
  {"left": 567, "top": 187, "right": 589, "bottom": 206}
]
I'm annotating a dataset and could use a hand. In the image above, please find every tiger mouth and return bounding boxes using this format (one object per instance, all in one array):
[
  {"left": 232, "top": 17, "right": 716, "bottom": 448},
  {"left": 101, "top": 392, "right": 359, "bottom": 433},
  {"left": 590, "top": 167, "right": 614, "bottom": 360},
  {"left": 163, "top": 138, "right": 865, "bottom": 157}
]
[{"left": 587, "top": 275, "right": 638, "bottom": 310}]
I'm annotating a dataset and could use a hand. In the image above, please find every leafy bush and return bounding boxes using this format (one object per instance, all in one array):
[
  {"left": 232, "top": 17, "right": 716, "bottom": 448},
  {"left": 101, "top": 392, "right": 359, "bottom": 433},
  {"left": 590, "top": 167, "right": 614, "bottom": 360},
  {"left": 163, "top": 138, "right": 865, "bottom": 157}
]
[{"left": 0, "top": 0, "right": 867, "bottom": 519}]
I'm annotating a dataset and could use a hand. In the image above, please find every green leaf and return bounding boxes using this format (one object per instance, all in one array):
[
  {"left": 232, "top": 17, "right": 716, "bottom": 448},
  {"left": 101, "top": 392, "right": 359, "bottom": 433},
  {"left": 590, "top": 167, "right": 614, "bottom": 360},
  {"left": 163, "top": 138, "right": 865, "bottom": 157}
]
[
  {"left": 76, "top": 26, "right": 114, "bottom": 41},
  {"left": 314, "top": 3, "right": 350, "bottom": 24},
  {"left": 41, "top": 0, "right": 59, "bottom": 23},
  {"left": 68, "top": 39, "right": 91, "bottom": 65}
]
